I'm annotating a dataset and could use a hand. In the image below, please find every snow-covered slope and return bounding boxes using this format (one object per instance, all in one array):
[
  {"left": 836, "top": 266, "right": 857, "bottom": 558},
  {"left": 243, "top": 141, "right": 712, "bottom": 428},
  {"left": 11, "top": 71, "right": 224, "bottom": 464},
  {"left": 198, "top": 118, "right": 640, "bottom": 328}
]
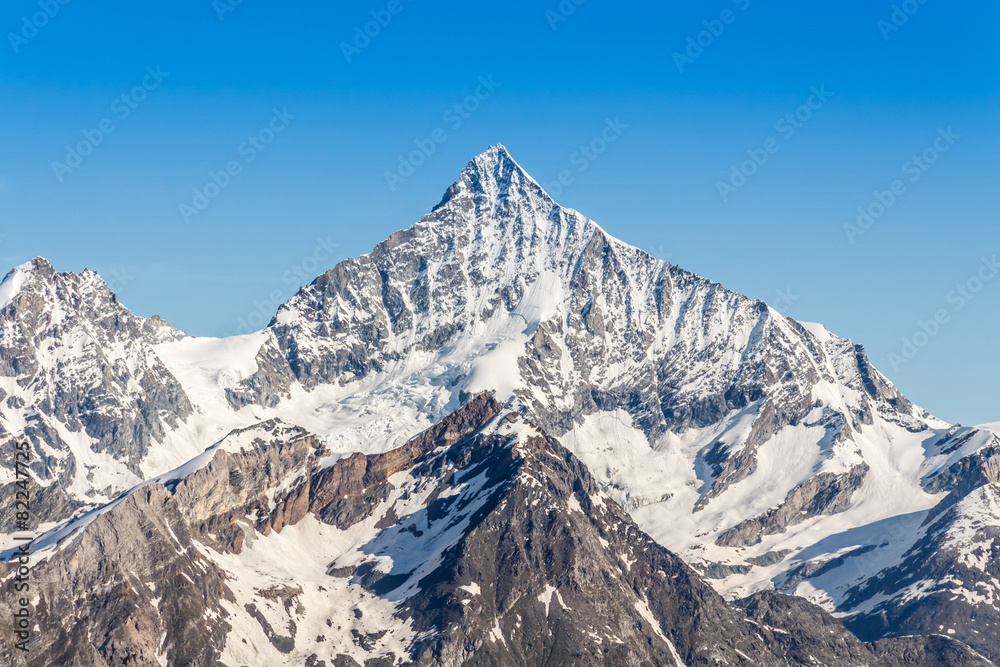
[{"left": 1, "top": 144, "right": 997, "bottom": 657}]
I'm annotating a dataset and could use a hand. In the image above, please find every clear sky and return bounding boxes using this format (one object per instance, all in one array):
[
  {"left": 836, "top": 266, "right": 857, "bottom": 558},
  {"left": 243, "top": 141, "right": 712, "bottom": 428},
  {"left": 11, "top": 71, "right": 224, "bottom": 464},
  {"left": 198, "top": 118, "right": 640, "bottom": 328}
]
[{"left": 1, "top": 0, "right": 997, "bottom": 425}]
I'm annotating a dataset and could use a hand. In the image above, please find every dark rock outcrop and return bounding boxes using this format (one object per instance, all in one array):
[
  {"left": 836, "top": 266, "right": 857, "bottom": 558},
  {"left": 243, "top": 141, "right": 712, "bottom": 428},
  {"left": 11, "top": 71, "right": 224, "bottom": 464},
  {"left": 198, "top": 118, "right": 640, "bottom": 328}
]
[{"left": 716, "top": 463, "right": 870, "bottom": 547}]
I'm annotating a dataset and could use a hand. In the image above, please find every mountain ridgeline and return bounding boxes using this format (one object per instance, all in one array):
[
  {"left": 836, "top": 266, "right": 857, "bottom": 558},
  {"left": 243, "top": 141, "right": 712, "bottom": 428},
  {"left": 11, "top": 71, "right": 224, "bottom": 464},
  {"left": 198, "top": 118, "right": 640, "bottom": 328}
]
[{"left": 1, "top": 144, "right": 998, "bottom": 665}]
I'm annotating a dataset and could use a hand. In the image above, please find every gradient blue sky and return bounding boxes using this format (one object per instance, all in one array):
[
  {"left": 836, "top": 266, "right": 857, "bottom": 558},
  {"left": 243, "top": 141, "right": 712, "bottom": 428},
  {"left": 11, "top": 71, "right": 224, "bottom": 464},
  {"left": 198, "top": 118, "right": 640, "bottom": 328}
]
[{"left": 1, "top": 1, "right": 997, "bottom": 424}]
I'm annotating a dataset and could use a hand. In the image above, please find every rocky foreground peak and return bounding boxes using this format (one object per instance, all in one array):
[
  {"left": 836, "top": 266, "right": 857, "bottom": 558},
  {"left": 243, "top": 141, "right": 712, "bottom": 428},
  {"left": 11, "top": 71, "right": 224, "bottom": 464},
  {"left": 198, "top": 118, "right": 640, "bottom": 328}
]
[{"left": 2, "top": 393, "right": 989, "bottom": 666}]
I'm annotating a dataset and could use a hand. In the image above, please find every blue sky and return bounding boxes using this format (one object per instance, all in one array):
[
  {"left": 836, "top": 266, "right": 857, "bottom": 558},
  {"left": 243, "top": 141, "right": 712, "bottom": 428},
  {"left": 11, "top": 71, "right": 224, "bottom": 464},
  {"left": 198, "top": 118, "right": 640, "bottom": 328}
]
[{"left": 1, "top": 0, "right": 997, "bottom": 424}]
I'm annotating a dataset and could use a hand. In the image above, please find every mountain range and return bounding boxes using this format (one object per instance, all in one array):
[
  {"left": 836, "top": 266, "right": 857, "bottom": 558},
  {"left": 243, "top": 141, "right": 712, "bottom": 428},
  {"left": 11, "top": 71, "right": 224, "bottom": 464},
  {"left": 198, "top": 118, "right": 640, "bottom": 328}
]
[{"left": 1, "top": 144, "right": 998, "bottom": 666}]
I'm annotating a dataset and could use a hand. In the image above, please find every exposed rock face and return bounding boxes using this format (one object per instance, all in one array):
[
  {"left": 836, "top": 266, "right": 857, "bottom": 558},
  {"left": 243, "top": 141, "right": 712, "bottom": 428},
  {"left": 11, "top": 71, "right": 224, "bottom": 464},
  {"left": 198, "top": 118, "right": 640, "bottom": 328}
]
[
  {"left": 172, "top": 419, "right": 320, "bottom": 553},
  {"left": 0, "top": 484, "right": 231, "bottom": 666},
  {"left": 0, "top": 258, "right": 193, "bottom": 527},
  {"left": 869, "top": 635, "right": 995, "bottom": 667},
  {"left": 0, "top": 419, "right": 321, "bottom": 665},
  {"left": 223, "top": 337, "right": 298, "bottom": 409},
  {"left": 302, "top": 393, "right": 504, "bottom": 533},
  {"left": 317, "top": 401, "right": 790, "bottom": 665},
  {"left": 716, "top": 462, "right": 870, "bottom": 547},
  {"left": 923, "top": 431, "right": 1000, "bottom": 497},
  {"left": 5, "top": 394, "right": 979, "bottom": 666},
  {"left": 0, "top": 482, "right": 81, "bottom": 536},
  {"left": 735, "top": 590, "right": 990, "bottom": 667},
  {"left": 754, "top": 427, "right": 1000, "bottom": 661}
]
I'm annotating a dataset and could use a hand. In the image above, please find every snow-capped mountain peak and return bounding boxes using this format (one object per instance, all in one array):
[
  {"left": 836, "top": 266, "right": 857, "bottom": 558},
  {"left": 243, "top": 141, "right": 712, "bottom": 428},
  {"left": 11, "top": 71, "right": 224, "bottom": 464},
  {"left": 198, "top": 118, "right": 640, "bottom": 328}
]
[
  {"left": 438, "top": 142, "right": 551, "bottom": 207},
  {"left": 0, "top": 259, "right": 192, "bottom": 526},
  {"left": 2, "top": 146, "right": 999, "bottom": 662}
]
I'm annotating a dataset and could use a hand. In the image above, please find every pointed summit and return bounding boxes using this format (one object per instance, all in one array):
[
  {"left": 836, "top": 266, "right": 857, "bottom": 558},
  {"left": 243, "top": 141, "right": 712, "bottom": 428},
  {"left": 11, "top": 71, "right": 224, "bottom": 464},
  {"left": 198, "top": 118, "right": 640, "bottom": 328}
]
[
  {"left": 466, "top": 142, "right": 521, "bottom": 174},
  {"left": 434, "top": 143, "right": 554, "bottom": 212}
]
